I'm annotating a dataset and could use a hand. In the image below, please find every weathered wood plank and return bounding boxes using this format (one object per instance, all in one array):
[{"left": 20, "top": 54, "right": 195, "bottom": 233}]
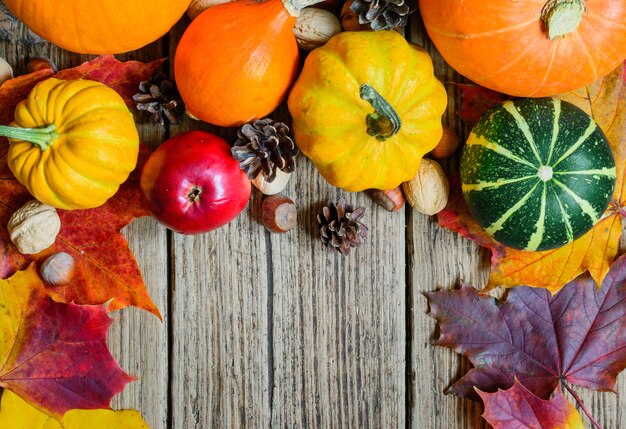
[
  {"left": 111, "top": 215, "right": 169, "bottom": 429},
  {"left": 269, "top": 120, "right": 406, "bottom": 426},
  {"left": 108, "top": 44, "right": 170, "bottom": 429},
  {"left": 168, "top": 18, "right": 271, "bottom": 429},
  {"left": 407, "top": 14, "right": 491, "bottom": 429}
]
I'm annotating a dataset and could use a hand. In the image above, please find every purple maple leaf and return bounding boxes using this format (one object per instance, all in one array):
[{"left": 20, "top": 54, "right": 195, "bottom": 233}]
[{"left": 426, "top": 255, "right": 626, "bottom": 399}]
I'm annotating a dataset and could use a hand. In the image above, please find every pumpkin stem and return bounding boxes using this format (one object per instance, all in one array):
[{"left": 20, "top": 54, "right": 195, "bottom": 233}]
[
  {"left": 360, "top": 84, "right": 402, "bottom": 142},
  {"left": 0, "top": 124, "right": 59, "bottom": 151},
  {"left": 281, "top": 0, "right": 324, "bottom": 17},
  {"left": 541, "top": 0, "right": 586, "bottom": 40},
  {"left": 537, "top": 165, "right": 553, "bottom": 182}
]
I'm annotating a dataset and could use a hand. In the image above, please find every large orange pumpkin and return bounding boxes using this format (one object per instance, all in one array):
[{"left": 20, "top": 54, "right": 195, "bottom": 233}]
[
  {"left": 174, "top": 0, "right": 317, "bottom": 127},
  {"left": 419, "top": 0, "right": 626, "bottom": 97},
  {"left": 4, "top": 0, "right": 190, "bottom": 54}
]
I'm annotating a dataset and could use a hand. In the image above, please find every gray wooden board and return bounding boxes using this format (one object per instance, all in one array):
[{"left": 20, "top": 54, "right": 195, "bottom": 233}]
[{"left": 0, "top": 5, "right": 624, "bottom": 429}]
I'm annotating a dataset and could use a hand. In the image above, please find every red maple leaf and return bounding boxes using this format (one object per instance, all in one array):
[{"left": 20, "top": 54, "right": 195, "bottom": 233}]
[
  {"left": 0, "top": 56, "right": 163, "bottom": 317},
  {"left": 0, "top": 265, "right": 133, "bottom": 418},
  {"left": 425, "top": 255, "right": 626, "bottom": 400},
  {"left": 454, "top": 83, "right": 508, "bottom": 126},
  {"left": 478, "top": 381, "right": 585, "bottom": 429}
]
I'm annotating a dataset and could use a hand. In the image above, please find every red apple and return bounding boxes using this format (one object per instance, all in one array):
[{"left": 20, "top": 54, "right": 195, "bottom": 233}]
[{"left": 140, "top": 130, "right": 251, "bottom": 234}]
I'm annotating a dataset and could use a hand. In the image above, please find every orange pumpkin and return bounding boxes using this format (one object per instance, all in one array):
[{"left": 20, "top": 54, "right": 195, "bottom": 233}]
[
  {"left": 419, "top": 0, "right": 626, "bottom": 97},
  {"left": 174, "top": 0, "right": 317, "bottom": 127},
  {"left": 4, "top": 0, "right": 190, "bottom": 54}
]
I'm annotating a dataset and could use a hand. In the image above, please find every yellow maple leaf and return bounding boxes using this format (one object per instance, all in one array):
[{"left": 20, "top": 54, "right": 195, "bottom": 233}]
[{"left": 0, "top": 389, "right": 149, "bottom": 429}]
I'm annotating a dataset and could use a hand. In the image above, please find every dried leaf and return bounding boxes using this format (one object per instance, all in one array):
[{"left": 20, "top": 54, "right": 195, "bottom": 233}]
[
  {"left": 425, "top": 255, "right": 626, "bottom": 399},
  {"left": 54, "top": 55, "right": 166, "bottom": 108},
  {"left": 0, "top": 56, "right": 162, "bottom": 317},
  {"left": 455, "top": 83, "right": 508, "bottom": 126},
  {"left": 440, "top": 63, "right": 626, "bottom": 292},
  {"left": 0, "top": 390, "right": 148, "bottom": 429},
  {"left": 477, "top": 381, "right": 585, "bottom": 429},
  {"left": 0, "top": 266, "right": 133, "bottom": 418},
  {"left": 0, "top": 389, "right": 150, "bottom": 428}
]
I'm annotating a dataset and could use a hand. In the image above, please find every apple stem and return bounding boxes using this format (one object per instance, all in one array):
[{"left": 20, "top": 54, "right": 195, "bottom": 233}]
[
  {"left": 188, "top": 187, "right": 202, "bottom": 203},
  {"left": 562, "top": 381, "right": 603, "bottom": 429}
]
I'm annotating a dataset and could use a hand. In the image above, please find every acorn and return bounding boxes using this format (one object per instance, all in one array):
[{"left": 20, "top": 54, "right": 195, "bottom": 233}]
[
  {"left": 40, "top": 252, "right": 75, "bottom": 286},
  {"left": 252, "top": 169, "right": 291, "bottom": 195},
  {"left": 430, "top": 126, "right": 461, "bottom": 159},
  {"left": 262, "top": 195, "right": 297, "bottom": 233},
  {"left": 371, "top": 187, "right": 405, "bottom": 212}
]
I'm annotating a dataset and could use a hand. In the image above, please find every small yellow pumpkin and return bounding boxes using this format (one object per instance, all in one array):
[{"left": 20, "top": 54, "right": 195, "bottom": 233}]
[
  {"left": 288, "top": 30, "right": 447, "bottom": 192},
  {"left": 0, "top": 78, "right": 139, "bottom": 210}
]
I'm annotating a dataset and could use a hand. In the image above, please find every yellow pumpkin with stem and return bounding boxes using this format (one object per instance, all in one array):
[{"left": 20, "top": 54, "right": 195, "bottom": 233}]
[
  {"left": 0, "top": 78, "right": 139, "bottom": 210},
  {"left": 288, "top": 30, "right": 447, "bottom": 192}
]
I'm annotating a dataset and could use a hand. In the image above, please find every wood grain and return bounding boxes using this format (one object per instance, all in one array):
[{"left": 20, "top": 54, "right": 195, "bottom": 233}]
[
  {"left": 269, "top": 157, "right": 406, "bottom": 428},
  {"left": 1, "top": 5, "right": 624, "bottom": 429}
]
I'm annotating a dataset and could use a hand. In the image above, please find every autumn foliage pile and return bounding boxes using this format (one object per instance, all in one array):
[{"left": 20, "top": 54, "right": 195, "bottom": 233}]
[
  {"left": 0, "top": 56, "right": 163, "bottom": 428},
  {"left": 426, "top": 63, "right": 626, "bottom": 428}
]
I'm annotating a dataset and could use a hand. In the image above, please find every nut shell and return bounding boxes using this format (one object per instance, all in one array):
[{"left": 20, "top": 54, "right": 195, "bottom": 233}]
[
  {"left": 430, "top": 126, "right": 461, "bottom": 159},
  {"left": 40, "top": 252, "right": 75, "bottom": 286},
  {"left": 262, "top": 195, "right": 297, "bottom": 233},
  {"left": 402, "top": 159, "right": 449, "bottom": 215},
  {"left": 252, "top": 169, "right": 291, "bottom": 195},
  {"left": 294, "top": 8, "right": 342, "bottom": 51},
  {"left": 7, "top": 200, "right": 61, "bottom": 255},
  {"left": 187, "top": 0, "right": 232, "bottom": 20},
  {"left": 371, "top": 187, "right": 405, "bottom": 212},
  {"left": 0, "top": 57, "right": 13, "bottom": 86}
]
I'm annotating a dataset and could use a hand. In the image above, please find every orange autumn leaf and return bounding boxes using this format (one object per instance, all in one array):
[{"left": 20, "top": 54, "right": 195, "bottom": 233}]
[
  {"left": 439, "top": 63, "right": 625, "bottom": 292},
  {"left": 0, "top": 56, "right": 163, "bottom": 316}
]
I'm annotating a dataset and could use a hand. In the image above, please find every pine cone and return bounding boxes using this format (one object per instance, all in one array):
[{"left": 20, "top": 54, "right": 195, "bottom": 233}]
[
  {"left": 232, "top": 118, "right": 299, "bottom": 182},
  {"left": 133, "top": 72, "right": 185, "bottom": 125},
  {"left": 350, "top": 0, "right": 412, "bottom": 30},
  {"left": 317, "top": 198, "right": 368, "bottom": 256}
]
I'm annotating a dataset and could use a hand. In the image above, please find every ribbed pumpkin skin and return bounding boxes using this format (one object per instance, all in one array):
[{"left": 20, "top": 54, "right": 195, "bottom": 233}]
[
  {"left": 461, "top": 98, "right": 616, "bottom": 251},
  {"left": 4, "top": 0, "right": 190, "bottom": 54},
  {"left": 7, "top": 78, "right": 139, "bottom": 210},
  {"left": 419, "top": 0, "right": 626, "bottom": 97},
  {"left": 175, "top": 0, "right": 299, "bottom": 127},
  {"left": 288, "top": 31, "right": 447, "bottom": 192}
]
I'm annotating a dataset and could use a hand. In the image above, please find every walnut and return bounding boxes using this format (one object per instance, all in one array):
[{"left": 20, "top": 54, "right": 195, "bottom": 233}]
[
  {"left": 7, "top": 200, "right": 61, "bottom": 254},
  {"left": 294, "top": 8, "right": 342, "bottom": 51},
  {"left": 403, "top": 159, "right": 450, "bottom": 216}
]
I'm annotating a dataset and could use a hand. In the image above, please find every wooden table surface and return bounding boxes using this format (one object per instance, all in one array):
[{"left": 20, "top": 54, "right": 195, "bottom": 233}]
[{"left": 2, "top": 4, "right": 625, "bottom": 429}]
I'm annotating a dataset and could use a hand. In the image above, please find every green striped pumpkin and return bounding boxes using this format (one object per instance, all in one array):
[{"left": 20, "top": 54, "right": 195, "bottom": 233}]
[{"left": 460, "top": 98, "right": 616, "bottom": 251}]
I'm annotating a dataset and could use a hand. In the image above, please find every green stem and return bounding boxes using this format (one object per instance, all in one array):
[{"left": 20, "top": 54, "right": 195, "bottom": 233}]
[
  {"left": 541, "top": 0, "right": 586, "bottom": 40},
  {"left": 0, "top": 124, "right": 59, "bottom": 151},
  {"left": 360, "top": 84, "right": 402, "bottom": 142}
]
